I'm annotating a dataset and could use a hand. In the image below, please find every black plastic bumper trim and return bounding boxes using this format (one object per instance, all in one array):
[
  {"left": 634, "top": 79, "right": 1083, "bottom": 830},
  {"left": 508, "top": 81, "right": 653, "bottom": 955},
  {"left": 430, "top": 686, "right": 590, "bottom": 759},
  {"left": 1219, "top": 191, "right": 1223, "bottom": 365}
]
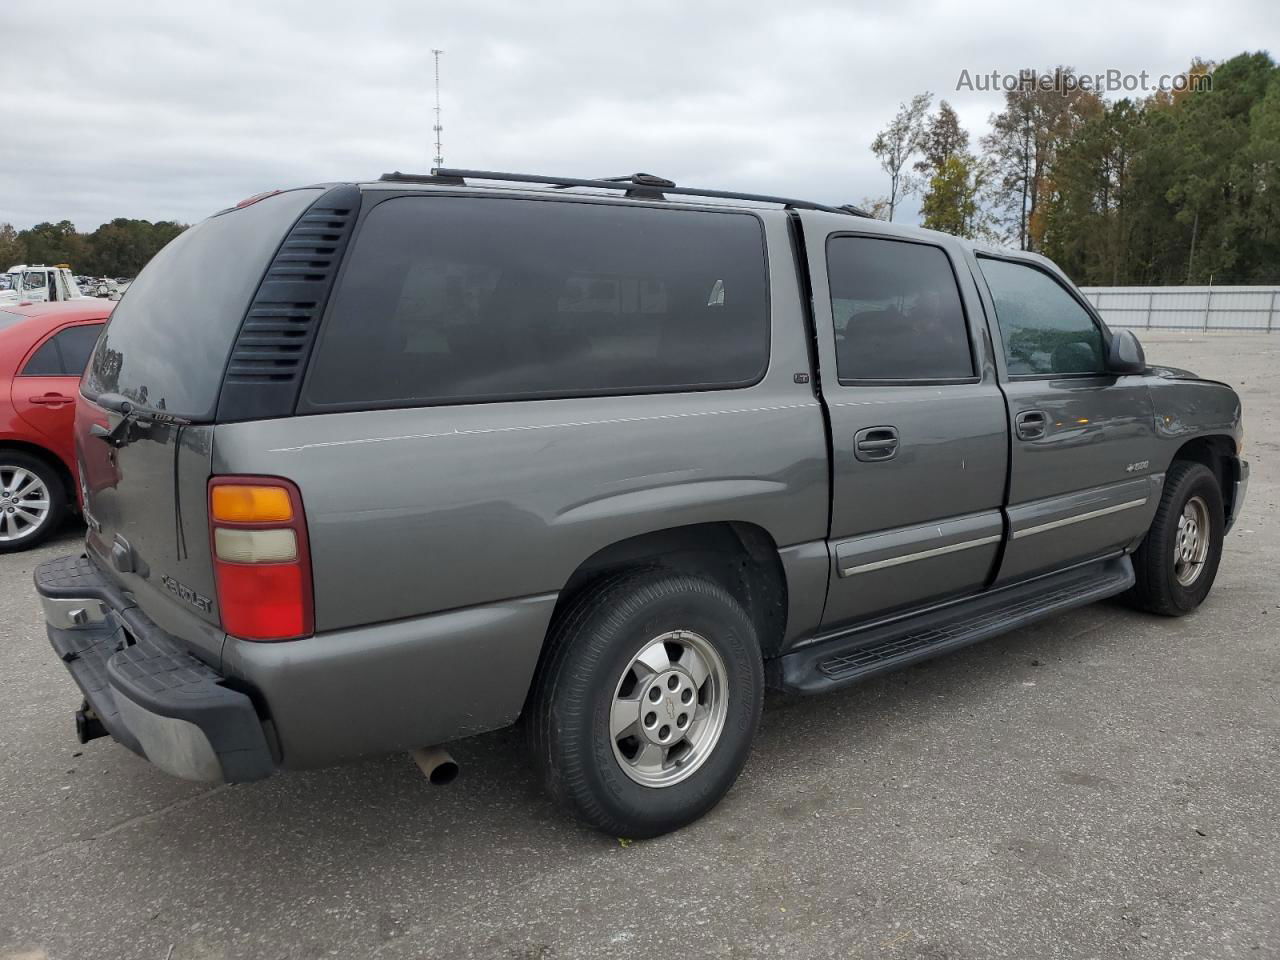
[{"left": 36, "top": 555, "right": 273, "bottom": 783}]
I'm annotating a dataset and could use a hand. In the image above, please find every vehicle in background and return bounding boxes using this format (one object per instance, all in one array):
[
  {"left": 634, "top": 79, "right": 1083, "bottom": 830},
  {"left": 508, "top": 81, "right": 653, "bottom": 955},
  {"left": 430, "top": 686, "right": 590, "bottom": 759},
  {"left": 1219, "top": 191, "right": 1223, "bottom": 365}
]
[
  {"left": 80, "top": 278, "right": 131, "bottom": 299},
  {"left": 0, "top": 300, "right": 110, "bottom": 550},
  {"left": 0, "top": 265, "right": 86, "bottom": 305},
  {"left": 35, "top": 170, "right": 1247, "bottom": 837}
]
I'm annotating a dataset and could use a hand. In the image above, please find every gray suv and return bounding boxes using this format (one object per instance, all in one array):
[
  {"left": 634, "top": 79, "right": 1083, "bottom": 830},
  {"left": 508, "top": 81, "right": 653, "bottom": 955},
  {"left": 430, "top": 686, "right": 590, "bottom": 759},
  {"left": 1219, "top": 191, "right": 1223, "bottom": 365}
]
[{"left": 35, "top": 169, "right": 1248, "bottom": 837}]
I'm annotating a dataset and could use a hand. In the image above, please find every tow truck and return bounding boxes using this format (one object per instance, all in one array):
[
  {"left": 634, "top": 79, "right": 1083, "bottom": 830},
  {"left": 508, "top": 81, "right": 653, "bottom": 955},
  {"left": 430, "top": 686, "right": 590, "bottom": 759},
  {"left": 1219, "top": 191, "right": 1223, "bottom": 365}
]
[{"left": 0, "top": 264, "right": 86, "bottom": 305}]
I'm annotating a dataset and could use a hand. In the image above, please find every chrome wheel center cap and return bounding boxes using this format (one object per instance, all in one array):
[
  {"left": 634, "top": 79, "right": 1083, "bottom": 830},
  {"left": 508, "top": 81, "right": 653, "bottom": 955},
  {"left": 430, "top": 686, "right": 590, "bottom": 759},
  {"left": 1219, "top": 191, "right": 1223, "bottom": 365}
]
[{"left": 635, "top": 670, "right": 694, "bottom": 745}]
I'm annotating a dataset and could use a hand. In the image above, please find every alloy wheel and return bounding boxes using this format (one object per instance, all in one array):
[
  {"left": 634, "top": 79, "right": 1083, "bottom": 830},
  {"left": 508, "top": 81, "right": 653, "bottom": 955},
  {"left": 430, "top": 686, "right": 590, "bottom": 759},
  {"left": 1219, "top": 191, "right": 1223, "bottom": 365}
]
[
  {"left": 609, "top": 630, "right": 729, "bottom": 788},
  {"left": 0, "top": 466, "right": 51, "bottom": 543},
  {"left": 1173, "top": 494, "right": 1211, "bottom": 587}
]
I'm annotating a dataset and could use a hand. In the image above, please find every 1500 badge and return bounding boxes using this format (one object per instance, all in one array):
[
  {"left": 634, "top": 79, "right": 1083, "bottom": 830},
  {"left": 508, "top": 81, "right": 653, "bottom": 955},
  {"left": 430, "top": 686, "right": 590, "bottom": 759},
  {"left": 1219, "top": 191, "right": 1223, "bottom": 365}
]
[
  {"left": 160, "top": 575, "right": 213, "bottom": 613},
  {"left": 1125, "top": 460, "right": 1150, "bottom": 473}
]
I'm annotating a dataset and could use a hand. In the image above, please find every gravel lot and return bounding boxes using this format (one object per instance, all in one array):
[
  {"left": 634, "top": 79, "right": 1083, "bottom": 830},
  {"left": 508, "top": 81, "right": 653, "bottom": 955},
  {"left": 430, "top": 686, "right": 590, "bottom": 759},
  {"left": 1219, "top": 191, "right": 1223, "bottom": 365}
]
[{"left": 1, "top": 333, "right": 1276, "bottom": 960}]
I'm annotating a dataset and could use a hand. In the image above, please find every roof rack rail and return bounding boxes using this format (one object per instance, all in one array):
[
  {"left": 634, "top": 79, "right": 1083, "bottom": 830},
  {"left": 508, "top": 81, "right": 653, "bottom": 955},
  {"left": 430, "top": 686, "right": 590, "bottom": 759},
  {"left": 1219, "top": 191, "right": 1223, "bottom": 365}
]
[
  {"left": 379, "top": 170, "right": 465, "bottom": 186},
  {"left": 553, "top": 172, "right": 675, "bottom": 199},
  {"left": 375, "top": 168, "right": 872, "bottom": 217}
]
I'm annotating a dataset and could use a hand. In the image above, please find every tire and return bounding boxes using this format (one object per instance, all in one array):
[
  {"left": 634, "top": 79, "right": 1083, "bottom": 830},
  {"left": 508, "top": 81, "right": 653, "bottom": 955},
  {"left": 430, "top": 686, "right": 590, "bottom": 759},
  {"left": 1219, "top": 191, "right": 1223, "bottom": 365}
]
[
  {"left": 1128, "top": 461, "right": 1224, "bottom": 616},
  {"left": 528, "top": 569, "right": 764, "bottom": 838},
  {"left": 0, "top": 452, "right": 67, "bottom": 553}
]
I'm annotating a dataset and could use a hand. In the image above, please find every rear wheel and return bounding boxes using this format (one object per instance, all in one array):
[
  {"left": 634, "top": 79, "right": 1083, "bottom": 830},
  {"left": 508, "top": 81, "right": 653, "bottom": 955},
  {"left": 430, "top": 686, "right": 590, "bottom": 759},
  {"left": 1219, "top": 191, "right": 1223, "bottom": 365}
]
[
  {"left": 528, "top": 569, "right": 763, "bottom": 838},
  {"left": 1129, "top": 461, "right": 1224, "bottom": 616},
  {"left": 0, "top": 453, "right": 66, "bottom": 552}
]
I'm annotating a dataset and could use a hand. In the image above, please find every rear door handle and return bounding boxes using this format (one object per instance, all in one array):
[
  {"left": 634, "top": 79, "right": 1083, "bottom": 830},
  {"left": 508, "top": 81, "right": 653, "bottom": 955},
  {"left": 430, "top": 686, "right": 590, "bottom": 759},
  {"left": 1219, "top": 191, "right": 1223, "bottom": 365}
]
[
  {"left": 28, "top": 393, "right": 74, "bottom": 405},
  {"left": 854, "top": 426, "right": 899, "bottom": 462},
  {"left": 1015, "top": 410, "right": 1048, "bottom": 441}
]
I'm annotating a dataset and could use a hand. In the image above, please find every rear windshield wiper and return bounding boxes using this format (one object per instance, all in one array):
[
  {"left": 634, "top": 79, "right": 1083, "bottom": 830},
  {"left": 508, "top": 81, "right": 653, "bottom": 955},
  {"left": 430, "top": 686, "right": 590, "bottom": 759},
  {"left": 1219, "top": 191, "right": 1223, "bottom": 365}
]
[{"left": 89, "top": 393, "right": 191, "bottom": 447}]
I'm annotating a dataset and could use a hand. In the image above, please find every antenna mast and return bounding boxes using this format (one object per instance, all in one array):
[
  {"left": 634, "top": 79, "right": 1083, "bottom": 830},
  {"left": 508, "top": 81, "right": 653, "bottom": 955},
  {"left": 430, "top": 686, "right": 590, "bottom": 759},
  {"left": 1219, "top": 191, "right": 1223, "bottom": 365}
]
[{"left": 431, "top": 49, "right": 444, "bottom": 169}]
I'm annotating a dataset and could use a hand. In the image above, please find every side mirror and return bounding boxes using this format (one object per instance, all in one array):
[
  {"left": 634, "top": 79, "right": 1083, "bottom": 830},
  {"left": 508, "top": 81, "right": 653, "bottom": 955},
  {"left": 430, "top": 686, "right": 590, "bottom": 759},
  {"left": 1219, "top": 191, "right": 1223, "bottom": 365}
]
[{"left": 1107, "top": 329, "right": 1145, "bottom": 374}]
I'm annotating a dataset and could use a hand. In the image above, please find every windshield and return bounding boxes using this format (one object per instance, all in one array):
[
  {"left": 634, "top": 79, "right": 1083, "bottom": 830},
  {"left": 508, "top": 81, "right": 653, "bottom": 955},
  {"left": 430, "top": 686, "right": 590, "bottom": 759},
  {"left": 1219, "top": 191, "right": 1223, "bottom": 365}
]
[{"left": 83, "top": 188, "right": 321, "bottom": 420}]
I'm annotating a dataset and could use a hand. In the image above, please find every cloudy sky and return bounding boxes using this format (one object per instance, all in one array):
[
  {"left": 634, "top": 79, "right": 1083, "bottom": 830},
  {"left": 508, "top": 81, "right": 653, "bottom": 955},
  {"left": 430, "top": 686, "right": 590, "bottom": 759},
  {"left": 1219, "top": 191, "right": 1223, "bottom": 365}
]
[{"left": 1, "top": 0, "right": 1273, "bottom": 231}]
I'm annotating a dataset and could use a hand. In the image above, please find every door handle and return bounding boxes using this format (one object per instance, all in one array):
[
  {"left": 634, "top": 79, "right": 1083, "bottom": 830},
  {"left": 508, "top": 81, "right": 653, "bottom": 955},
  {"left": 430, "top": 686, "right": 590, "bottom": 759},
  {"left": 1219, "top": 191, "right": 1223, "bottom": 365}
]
[
  {"left": 1015, "top": 410, "right": 1048, "bottom": 441},
  {"left": 29, "top": 393, "right": 73, "bottom": 405},
  {"left": 854, "top": 426, "right": 899, "bottom": 462}
]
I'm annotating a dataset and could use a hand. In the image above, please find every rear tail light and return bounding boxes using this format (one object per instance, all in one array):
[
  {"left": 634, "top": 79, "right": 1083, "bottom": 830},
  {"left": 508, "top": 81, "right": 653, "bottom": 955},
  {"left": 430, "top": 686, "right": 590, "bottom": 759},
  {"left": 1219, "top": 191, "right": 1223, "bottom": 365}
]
[{"left": 209, "top": 477, "right": 313, "bottom": 641}]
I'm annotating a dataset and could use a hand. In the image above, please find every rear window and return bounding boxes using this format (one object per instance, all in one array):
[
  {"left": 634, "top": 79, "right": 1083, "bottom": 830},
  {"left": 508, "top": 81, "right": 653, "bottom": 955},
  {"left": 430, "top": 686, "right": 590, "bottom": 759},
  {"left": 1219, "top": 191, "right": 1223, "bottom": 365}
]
[
  {"left": 83, "top": 188, "right": 321, "bottom": 419},
  {"left": 301, "top": 196, "right": 769, "bottom": 410},
  {"left": 22, "top": 324, "right": 104, "bottom": 376}
]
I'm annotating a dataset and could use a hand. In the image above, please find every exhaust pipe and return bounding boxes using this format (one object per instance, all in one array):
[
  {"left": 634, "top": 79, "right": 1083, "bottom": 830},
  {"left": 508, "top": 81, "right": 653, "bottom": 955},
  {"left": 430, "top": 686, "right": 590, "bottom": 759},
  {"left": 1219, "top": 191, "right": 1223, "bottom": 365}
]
[{"left": 410, "top": 746, "right": 459, "bottom": 785}]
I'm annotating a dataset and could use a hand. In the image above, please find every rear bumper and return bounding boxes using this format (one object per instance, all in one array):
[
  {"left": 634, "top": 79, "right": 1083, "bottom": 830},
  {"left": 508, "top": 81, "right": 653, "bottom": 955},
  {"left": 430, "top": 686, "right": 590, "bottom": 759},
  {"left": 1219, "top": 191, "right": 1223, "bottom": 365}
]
[
  {"left": 37, "top": 553, "right": 558, "bottom": 779},
  {"left": 36, "top": 556, "right": 273, "bottom": 783}
]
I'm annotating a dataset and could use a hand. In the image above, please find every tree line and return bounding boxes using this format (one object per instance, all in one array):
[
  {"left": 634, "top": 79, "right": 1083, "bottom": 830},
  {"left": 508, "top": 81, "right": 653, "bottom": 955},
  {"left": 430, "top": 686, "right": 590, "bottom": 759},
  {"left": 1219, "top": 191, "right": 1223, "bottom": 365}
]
[
  {"left": 5, "top": 53, "right": 1276, "bottom": 289},
  {"left": 0, "top": 218, "right": 187, "bottom": 278},
  {"left": 867, "top": 51, "right": 1279, "bottom": 285}
]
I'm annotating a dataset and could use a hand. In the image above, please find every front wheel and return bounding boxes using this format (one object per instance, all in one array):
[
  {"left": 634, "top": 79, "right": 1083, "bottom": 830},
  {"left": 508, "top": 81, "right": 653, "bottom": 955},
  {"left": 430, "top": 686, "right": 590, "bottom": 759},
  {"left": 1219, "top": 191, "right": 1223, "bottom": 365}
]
[
  {"left": 1128, "top": 461, "right": 1225, "bottom": 616},
  {"left": 528, "top": 569, "right": 763, "bottom": 838}
]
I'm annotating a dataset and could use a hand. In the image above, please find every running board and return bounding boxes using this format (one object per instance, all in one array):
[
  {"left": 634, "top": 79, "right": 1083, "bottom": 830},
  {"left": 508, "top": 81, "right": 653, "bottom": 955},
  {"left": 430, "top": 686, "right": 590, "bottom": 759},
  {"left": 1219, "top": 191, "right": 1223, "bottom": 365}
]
[{"left": 775, "top": 555, "right": 1134, "bottom": 694}]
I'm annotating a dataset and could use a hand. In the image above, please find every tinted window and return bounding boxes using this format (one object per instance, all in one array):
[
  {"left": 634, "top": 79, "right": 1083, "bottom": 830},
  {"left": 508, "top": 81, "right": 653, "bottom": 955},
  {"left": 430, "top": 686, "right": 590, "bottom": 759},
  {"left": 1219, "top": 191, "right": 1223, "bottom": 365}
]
[
  {"left": 827, "top": 237, "right": 973, "bottom": 381},
  {"left": 84, "top": 188, "right": 321, "bottom": 419},
  {"left": 978, "top": 258, "right": 1104, "bottom": 376},
  {"left": 303, "top": 197, "right": 769, "bottom": 409},
  {"left": 21, "top": 325, "right": 103, "bottom": 376},
  {"left": 56, "top": 324, "right": 104, "bottom": 375},
  {"left": 22, "top": 338, "right": 62, "bottom": 375}
]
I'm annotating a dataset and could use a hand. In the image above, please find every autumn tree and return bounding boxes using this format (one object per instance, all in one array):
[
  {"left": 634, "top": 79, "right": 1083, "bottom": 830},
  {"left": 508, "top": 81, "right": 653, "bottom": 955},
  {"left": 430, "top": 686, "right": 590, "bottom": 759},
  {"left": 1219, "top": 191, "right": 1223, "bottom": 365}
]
[
  {"left": 861, "top": 53, "right": 1277, "bottom": 283},
  {"left": 1041, "top": 99, "right": 1145, "bottom": 283},
  {"left": 915, "top": 100, "right": 969, "bottom": 179},
  {"left": 915, "top": 101, "right": 993, "bottom": 239},
  {"left": 855, "top": 196, "right": 892, "bottom": 220},
  {"left": 980, "top": 67, "right": 1102, "bottom": 250},
  {"left": 920, "top": 154, "right": 994, "bottom": 239},
  {"left": 870, "top": 92, "right": 933, "bottom": 221}
]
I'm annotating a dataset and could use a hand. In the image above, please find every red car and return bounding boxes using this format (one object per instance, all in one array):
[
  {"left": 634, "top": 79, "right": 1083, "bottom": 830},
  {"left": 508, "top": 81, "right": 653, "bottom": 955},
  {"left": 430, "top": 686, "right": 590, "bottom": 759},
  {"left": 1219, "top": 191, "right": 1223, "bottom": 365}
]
[{"left": 0, "top": 300, "right": 112, "bottom": 551}]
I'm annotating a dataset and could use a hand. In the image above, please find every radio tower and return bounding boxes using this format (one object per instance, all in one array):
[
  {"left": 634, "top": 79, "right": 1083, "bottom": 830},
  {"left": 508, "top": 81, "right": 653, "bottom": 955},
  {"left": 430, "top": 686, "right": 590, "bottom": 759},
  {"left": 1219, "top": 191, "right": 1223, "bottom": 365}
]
[{"left": 431, "top": 49, "right": 444, "bottom": 170}]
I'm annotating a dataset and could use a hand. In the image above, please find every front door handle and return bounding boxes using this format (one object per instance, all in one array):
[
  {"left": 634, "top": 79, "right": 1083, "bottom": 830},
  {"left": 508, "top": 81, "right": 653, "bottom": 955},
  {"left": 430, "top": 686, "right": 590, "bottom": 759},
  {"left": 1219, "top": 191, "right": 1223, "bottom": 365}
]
[
  {"left": 1015, "top": 410, "right": 1048, "bottom": 441},
  {"left": 854, "top": 426, "right": 899, "bottom": 462}
]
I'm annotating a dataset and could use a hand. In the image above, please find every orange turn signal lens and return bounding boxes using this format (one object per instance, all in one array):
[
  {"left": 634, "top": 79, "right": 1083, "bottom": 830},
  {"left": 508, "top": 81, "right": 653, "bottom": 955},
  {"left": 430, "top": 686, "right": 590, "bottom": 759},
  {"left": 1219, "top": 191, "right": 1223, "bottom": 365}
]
[{"left": 210, "top": 485, "right": 294, "bottom": 524}]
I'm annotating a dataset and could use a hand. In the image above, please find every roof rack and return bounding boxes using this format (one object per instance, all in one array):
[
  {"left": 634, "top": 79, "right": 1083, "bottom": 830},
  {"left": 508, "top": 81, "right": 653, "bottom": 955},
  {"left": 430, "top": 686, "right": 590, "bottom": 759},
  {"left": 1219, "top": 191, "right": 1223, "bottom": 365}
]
[{"left": 377, "top": 168, "right": 872, "bottom": 217}]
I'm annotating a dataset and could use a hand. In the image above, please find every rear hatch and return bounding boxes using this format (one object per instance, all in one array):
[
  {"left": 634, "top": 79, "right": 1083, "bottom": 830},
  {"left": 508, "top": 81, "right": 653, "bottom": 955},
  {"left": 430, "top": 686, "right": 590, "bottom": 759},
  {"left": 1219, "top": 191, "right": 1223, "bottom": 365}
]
[{"left": 76, "top": 188, "right": 323, "bottom": 665}]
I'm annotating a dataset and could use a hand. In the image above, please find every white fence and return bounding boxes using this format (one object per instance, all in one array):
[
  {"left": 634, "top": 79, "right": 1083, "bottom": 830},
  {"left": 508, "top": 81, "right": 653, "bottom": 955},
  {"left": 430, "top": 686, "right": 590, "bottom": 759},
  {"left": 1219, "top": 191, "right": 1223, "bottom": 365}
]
[{"left": 1079, "top": 285, "right": 1280, "bottom": 332}]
